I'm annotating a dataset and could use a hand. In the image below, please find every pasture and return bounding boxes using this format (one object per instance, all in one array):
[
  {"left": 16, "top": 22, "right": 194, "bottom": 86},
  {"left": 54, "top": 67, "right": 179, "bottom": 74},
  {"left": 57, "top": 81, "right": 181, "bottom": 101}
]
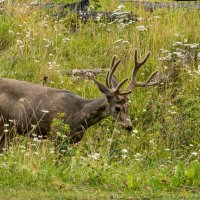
[{"left": 0, "top": 0, "right": 200, "bottom": 199}]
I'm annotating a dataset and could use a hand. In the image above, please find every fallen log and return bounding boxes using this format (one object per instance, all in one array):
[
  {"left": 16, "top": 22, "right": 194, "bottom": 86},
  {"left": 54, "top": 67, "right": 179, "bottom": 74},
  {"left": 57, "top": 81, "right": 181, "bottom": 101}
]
[
  {"left": 59, "top": 11, "right": 138, "bottom": 22},
  {"left": 119, "top": 0, "right": 200, "bottom": 11},
  {"left": 63, "top": 68, "right": 109, "bottom": 78},
  {"left": 29, "top": 1, "right": 137, "bottom": 22}
]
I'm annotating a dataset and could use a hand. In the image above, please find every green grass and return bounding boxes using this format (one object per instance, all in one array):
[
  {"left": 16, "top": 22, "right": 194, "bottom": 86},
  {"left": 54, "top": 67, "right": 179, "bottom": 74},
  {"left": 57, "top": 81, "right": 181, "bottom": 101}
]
[{"left": 0, "top": 0, "right": 200, "bottom": 199}]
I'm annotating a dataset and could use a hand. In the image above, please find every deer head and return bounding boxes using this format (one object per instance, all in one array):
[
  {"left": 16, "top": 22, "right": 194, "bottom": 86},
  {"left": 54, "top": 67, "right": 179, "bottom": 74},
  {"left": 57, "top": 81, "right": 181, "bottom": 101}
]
[{"left": 94, "top": 49, "right": 159, "bottom": 131}]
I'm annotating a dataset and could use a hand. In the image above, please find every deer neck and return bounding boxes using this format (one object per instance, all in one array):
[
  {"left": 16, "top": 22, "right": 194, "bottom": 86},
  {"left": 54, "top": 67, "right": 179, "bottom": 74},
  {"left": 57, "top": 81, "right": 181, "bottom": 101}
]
[{"left": 82, "top": 97, "right": 109, "bottom": 128}]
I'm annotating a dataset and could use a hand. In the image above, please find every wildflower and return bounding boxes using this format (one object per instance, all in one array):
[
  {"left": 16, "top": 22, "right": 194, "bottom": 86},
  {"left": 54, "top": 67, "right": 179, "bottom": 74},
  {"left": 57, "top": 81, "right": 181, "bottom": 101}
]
[
  {"left": 113, "top": 8, "right": 121, "bottom": 13},
  {"left": 41, "top": 109, "right": 50, "bottom": 114},
  {"left": 172, "top": 41, "right": 182, "bottom": 46},
  {"left": 122, "top": 40, "right": 129, "bottom": 44},
  {"left": 134, "top": 153, "right": 141, "bottom": 157},
  {"left": 114, "top": 39, "right": 123, "bottom": 43},
  {"left": 62, "top": 38, "right": 70, "bottom": 43},
  {"left": 122, "top": 154, "right": 127, "bottom": 159},
  {"left": 89, "top": 153, "right": 100, "bottom": 160},
  {"left": 19, "top": 98, "right": 26, "bottom": 102},
  {"left": 137, "top": 17, "right": 143, "bottom": 21},
  {"left": 154, "top": 16, "right": 160, "bottom": 19},
  {"left": 149, "top": 139, "right": 154, "bottom": 144},
  {"left": 33, "top": 137, "right": 38, "bottom": 142},
  {"left": 118, "top": 4, "right": 125, "bottom": 9},
  {"left": 190, "top": 43, "right": 199, "bottom": 49},
  {"left": 132, "top": 129, "right": 138, "bottom": 134},
  {"left": 8, "top": 29, "right": 13, "bottom": 34},
  {"left": 50, "top": 149, "right": 55, "bottom": 154},
  {"left": 136, "top": 25, "right": 147, "bottom": 32},
  {"left": 197, "top": 53, "right": 200, "bottom": 60},
  {"left": 192, "top": 152, "right": 198, "bottom": 156},
  {"left": 26, "top": 32, "right": 31, "bottom": 38},
  {"left": 165, "top": 148, "right": 170, "bottom": 151},
  {"left": 107, "top": 138, "right": 112, "bottom": 142},
  {"left": 175, "top": 33, "right": 181, "bottom": 37},
  {"left": 122, "top": 149, "right": 128, "bottom": 153}
]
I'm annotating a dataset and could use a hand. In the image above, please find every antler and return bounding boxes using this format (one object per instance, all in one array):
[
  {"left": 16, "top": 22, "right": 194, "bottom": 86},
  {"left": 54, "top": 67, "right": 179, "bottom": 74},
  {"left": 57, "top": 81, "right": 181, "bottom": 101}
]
[
  {"left": 126, "top": 49, "right": 159, "bottom": 92},
  {"left": 106, "top": 56, "right": 132, "bottom": 96}
]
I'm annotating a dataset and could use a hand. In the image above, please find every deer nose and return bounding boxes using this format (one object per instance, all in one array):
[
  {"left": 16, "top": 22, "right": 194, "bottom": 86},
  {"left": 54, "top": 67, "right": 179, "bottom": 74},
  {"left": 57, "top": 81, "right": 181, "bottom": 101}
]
[{"left": 126, "top": 125, "right": 133, "bottom": 132}]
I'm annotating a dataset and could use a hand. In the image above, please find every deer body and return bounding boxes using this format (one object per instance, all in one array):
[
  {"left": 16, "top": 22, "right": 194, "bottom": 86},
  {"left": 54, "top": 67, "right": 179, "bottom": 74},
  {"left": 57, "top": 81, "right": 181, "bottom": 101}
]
[
  {"left": 0, "top": 50, "right": 158, "bottom": 151},
  {"left": 0, "top": 78, "right": 111, "bottom": 143}
]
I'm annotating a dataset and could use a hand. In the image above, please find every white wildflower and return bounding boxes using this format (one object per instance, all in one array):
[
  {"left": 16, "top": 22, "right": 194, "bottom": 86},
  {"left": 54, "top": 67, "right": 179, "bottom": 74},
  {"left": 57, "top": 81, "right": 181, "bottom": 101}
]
[
  {"left": 132, "top": 129, "right": 138, "bottom": 134},
  {"left": 136, "top": 25, "right": 147, "bottom": 32},
  {"left": 190, "top": 43, "right": 199, "bottom": 49},
  {"left": 41, "top": 109, "right": 50, "bottom": 114},
  {"left": 90, "top": 153, "right": 100, "bottom": 160},
  {"left": 134, "top": 153, "right": 141, "bottom": 157},
  {"left": 197, "top": 53, "right": 200, "bottom": 60},
  {"left": 172, "top": 41, "right": 183, "bottom": 46},
  {"left": 154, "top": 16, "right": 160, "bottom": 19},
  {"left": 192, "top": 152, "right": 198, "bottom": 156},
  {"left": 137, "top": 17, "right": 143, "bottom": 21},
  {"left": 122, "top": 154, "right": 127, "bottom": 159},
  {"left": 62, "top": 38, "right": 70, "bottom": 43},
  {"left": 107, "top": 138, "right": 112, "bottom": 142},
  {"left": 114, "top": 39, "right": 123, "bottom": 43},
  {"left": 175, "top": 33, "right": 181, "bottom": 37},
  {"left": 118, "top": 4, "right": 125, "bottom": 9},
  {"left": 33, "top": 137, "right": 38, "bottom": 142},
  {"left": 122, "top": 149, "right": 128, "bottom": 153}
]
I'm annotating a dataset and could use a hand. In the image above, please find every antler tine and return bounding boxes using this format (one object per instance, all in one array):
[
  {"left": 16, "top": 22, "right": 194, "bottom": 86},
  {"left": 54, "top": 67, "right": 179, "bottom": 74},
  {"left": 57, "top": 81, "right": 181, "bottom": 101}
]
[
  {"left": 107, "top": 56, "right": 121, "bottom": 89},
  {"left": 114, "top": 78, "right": 128, "bottom": 93},
  {"left": 126, "top": 49, "right": 157, "bottom": 92},
  {"left": 132, "top": 49, "right": 151, "bottom": 79},
  {"left": 134, "top": 70, "right": 159, "bottom": 87}
]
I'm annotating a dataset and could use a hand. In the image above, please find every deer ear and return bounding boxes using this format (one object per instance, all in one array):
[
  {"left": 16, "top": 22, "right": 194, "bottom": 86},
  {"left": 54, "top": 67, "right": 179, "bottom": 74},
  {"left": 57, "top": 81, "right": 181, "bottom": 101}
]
[{"left": 93, "top": 79, "right": 112, "bottom": 96}]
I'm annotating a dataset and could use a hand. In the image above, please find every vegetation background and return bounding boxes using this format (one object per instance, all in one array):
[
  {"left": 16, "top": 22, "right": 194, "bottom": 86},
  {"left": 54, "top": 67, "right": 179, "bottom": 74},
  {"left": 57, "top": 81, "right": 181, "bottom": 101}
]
[{"left": 0, "top": 0, "right": 199, "bottom": 199}]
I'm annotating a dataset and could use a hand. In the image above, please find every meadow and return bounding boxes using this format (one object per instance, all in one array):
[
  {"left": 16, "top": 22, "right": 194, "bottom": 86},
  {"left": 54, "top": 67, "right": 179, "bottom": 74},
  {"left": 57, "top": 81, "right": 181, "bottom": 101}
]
[{"left": 0, "top": 0, "right": 200, "bottom": 199}]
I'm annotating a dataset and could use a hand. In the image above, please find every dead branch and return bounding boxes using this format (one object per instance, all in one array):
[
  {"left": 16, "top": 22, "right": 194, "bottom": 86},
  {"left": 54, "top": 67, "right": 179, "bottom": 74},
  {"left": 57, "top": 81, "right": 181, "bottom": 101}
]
[{"left": 62, "top": 69, "right": 109, "bottom": 78}]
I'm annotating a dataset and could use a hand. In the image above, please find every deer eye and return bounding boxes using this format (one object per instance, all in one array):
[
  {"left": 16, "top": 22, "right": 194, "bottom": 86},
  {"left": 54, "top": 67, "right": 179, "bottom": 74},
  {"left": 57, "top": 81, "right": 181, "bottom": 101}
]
[{"left": 115, "top": 106, "right": 121, "bottom": 112}]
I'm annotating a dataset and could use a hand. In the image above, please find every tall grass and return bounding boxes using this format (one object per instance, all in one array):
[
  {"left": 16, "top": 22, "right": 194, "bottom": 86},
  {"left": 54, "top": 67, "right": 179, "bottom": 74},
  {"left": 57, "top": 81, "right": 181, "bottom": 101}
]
[{"left": 0, "top": 0, "right": 200, "bottom": 199}]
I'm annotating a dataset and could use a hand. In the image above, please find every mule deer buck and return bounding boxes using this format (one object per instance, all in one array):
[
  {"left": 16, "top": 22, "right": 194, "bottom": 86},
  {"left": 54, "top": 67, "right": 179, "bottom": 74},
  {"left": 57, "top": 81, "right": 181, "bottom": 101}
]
[{"left": 0, "top": 50, "right": 158, "bottom": 151}]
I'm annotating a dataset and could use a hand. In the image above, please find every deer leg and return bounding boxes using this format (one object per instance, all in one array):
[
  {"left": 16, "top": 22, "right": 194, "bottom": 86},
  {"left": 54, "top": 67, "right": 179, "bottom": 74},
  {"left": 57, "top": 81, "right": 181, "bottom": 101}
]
[
  {"left": 0, "top": 120, "right": 16, "bottom": 153},
  {"left": 0, "top": 122, "right": 5, "bottom": 153}
]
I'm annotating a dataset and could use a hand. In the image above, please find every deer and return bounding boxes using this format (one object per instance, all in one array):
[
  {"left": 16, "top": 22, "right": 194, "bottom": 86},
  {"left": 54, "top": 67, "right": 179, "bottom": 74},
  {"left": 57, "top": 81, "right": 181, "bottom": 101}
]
[{"left": 0, "top": 49, "right": 158, "bottom": 151}]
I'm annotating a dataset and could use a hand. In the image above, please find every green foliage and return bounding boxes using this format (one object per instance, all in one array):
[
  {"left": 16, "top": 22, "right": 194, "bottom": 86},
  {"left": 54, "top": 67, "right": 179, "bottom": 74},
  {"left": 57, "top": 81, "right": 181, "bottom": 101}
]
[
  {"left": 51, "top": 113, "right": 71, "bottom": 153},
  {"left": 0, "top": 0, "right": 199, "bottom": 198}
]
